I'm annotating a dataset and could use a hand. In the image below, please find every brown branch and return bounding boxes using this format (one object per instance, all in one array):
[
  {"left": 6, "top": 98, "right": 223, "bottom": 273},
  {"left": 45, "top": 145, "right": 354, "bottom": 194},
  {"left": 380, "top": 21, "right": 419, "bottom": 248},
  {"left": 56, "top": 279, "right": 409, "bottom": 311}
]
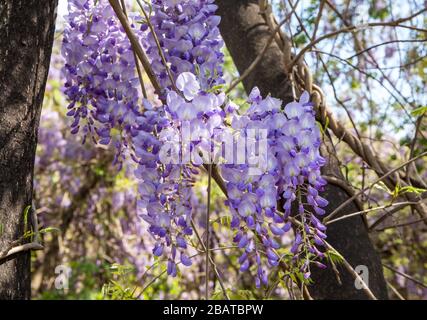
[
  {"left": 136, "top": 0, "right": 179, "bottom": 93},
  {"left": 0, "top": 242, "right": 43, "bottom": 265},
  {"left": 324, "top": 151, "right": 427, "bottom": 223},
  {"left": 108, "top": 0, "right": 162, "bottom": 95},
  {"left": 386, "top": 281, "right": 405, "bottom": 300},
  {"left": 383, "top": 264, "right": 427, "bottom": 289},
  {"left": 119, "top": 0, "right": 148, "bottom": 99},
  {"left": 0, "top": 204, "right": 44, "bottom": 265},
  {"left": 373, "top": 216, "right": 427, "bottom": 232},
  {"left": 288, "top": 7, "right": 427, "bottom": 72},
  {"left": 347, "top": 38, "right": 427, "bottom": 60},
  {"left": 325, "top": 201, "right": 423, "bottom": 226}
]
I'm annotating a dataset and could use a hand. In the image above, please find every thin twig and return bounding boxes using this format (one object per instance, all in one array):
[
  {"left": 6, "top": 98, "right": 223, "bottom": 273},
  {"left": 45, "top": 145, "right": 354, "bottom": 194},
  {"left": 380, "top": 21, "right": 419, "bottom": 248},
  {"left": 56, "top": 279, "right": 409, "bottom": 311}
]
[
  {"left": 136, "top": 0, "right": 179, "bottom": 93},
  {"left": 374, "top": 217, "right": 427, "bottom": 232},
  {"left": 311, "top": 0, "right": 325, "bottom": 40},
  {"left": 119, "top": 0, "right": 147, "bottom": 99},
  {"left": 324, "top": 241, "right": 377, "bottom": 300},
  {"left": 406, "top": 113, "right": 426, "bottom": 185},
  {"left": 324, "top": 151, "right": 427, "bottom": 223},
  {"left": 108, "top": 0, "right": 162, "bottom": 95},
  {"left": 205, "top": 163, "right": 212, "bottom": 300},
  {"left": 368, "top": 192, "right": 427, "bottom": 230},
  {"left": 386, "top": 281, "right": 405, "bottom": 300},
  {"left": 191, "top": 220, "right": 230, "bottom": 300},
  {"left": 325, "top": 201, "right": 423, "bottom": 225},
  {"left": 288, "top": 7, "right": 427, "bottom": 71},
  {"left": 285, "top": 215, "right": 377, "bottom": 300},
  {"left": 135, "top": 252, "right": 201, "bottom": 298},
  {"left": 383, "top": 264, "right": 427, "bottom": 289},
  {"left": 347, "top": 38, "right": 427, "bottom": 60}
]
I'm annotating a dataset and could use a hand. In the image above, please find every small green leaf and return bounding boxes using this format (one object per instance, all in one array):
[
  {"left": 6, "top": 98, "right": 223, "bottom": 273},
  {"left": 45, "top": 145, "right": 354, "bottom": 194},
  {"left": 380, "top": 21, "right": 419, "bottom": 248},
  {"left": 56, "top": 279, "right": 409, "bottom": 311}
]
[
  {"left": 411, "top": 106, "right": 427, "bottom": 117},
  {"left": 289, "top": 272, "right": 298, "bottom": 284},
  {"left": 326, "top": 248, "right": 344, "bottom": 265},
  {"left": 23, "top": 205, "right": 31, "bottom": 233},
  {"left": 39, "top": 227, "right": 60, "bottom": 234},
  {"left": 397, "top": 185, "right": 427, "bottom": 196},
  {"left": 294, "top": 34, "right": 308, "bottom": 46},
  {"left": 220, "top": 215, "right": 231, "bottom": 227}
]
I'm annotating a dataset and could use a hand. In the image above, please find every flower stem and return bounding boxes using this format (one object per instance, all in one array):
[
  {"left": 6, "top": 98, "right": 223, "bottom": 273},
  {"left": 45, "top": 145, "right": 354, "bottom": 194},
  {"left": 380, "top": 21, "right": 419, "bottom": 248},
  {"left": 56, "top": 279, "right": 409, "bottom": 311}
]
[{"left": 205, "top": 163, "right": 212, "bottom": 300}]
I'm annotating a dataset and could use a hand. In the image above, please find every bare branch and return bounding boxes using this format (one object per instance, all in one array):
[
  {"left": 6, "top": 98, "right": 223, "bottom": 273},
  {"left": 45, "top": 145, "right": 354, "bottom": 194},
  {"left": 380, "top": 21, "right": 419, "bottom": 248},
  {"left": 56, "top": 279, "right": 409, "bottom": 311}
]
[
  {"left": 383, "top": 264, "right": 427, "bottom": 289},
  {"left": 324, "top": 151, "right": 427, "bottom": 223}
]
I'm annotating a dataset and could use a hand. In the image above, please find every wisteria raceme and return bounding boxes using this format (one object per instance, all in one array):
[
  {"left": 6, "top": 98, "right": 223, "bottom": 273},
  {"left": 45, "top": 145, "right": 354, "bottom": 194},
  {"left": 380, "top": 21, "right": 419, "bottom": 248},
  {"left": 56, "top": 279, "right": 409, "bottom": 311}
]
[
  {"left": 163, "top": 72, "right": 226, "bottom": 162},
  {"left": 132, "top": 0, "right": 227, "bottom": 275},
  {"left": 62, "top": 0, "right": 144, "bottom": 166},
  {"left": 132, "top": 71, "right": 228, "bottom": 276},
  {"left": 61, "top": 0, "right": 197, "bottom": 276},
  {"left": 131, "top": 102, "right": 195, "bottom": 277},
  {"left": 220, "top": 94, "right": 285, "bottom": 288},
  {"left": 60, "top": 0, "right": 330, "bottom": 286},
  {"left": 220, "top": 88, "right": 328, "bottom": 286},
  {"left": 275, "top": 91, "right": 329, "bottom": 278},
  {"left": 144, "top": 0, "right": 224, "bottom": 90}
]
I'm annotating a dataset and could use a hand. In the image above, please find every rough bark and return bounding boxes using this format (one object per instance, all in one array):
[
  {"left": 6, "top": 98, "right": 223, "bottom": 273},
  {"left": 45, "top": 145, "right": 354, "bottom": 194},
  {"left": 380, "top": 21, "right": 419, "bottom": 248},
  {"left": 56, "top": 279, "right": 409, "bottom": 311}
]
[
  {"left": 0, "top": 0, "right": 58, "bottom": 299},
  {"left": 217, "top": 0, "right": 388, "bottom": 299}
]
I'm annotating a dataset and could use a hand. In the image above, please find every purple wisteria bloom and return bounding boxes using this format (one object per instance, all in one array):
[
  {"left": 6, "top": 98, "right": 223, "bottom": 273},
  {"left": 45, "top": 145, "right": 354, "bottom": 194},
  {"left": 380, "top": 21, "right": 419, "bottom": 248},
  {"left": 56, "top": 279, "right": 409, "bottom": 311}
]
[
  {"left": 144, "top": 0, "right": 224, "bottom": 90},
  {"left": 131, "top": 0, "right": 227, "bottom": 276},
  {"left": 62, "top": 0, "right": 144, "bottom": 166},
  {"left": 61, "top": 0, "right": 329, "bottom": 285},
  {"left": 132, "top": 100, "right": 196, "bottom": 276},
  {"left": 278, "top": 91, "right": 328, "bottom": 278},
  {"left": 221, "top": 89, "right": 328, "bottom": 286}
]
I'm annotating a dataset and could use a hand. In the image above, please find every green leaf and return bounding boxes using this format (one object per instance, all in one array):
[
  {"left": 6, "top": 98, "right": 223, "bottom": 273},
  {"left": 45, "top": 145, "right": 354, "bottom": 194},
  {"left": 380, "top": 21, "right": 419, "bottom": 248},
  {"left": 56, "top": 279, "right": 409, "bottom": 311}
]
[
  {"left": 23, "top": 205, "right": 31, "bottom": 233},
  {"left": 212, "top": 289, "right": 256, "bottom": 300},
  {"left": 39, "top": 227, "right": 60, "bottom": 235},
  {"left": 326, "top": 248, "right": 345, "bottom": 265},
  {"left": 411, "top": 106, "right": 427, "bottom": 117},
  {"left": 397, "top": 185, "right": 427, "bottom": 196},
  {"left": 289, "top": 272, "right": 298, "bottom": 284},
  {"left": 350, "top": 79, "right": 360, "bottom": 89},
  {"left": 294, "top": 34, "right": 308, "bottom": 46},
  {"left": 208, "top": 84, "right": 226, "bottom": 93},
  {"left": 220, "top": 215, "right": 231, "bottom": 227},
  {"left": 374, "top": 181, "right": 392, "bottom": 194}
]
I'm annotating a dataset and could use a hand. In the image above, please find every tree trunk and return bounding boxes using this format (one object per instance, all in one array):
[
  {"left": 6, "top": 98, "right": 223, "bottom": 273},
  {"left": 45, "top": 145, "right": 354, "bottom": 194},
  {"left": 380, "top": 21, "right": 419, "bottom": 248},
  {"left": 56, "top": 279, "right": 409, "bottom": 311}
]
[
  {"left": 217, "top": 0, "right": 388, "bottom": 299},
  {"left": 0, "top": 0, "right": 58, "bottom": 299}
]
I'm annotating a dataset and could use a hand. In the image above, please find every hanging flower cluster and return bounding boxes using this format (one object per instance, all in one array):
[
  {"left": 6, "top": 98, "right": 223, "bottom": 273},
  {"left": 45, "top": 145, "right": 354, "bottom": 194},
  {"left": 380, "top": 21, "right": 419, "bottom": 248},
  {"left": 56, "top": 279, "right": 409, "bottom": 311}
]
[
  {"left": 219, "top": 88, "right": 328, "bottom": 286},
  {"left": 61, "top": 0, "right": 329, "bottom": 284},
  {"left": 129, "top": 0, "right": 228, "bottom": 275},
  {"left": 278, "top": 91, "right": 329, "bottom": 278},
  {"left": 62, "top": 0, "right": 143, "bottom": 166},
  {"left": 131, "top": 102, "right": 195, "bottom": 276},
  {"left": 145, "top": 0, "right": 224, "bottom": 90},
  {"left": 131, "top": 71, "right": 229, "bottom": 276}
]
